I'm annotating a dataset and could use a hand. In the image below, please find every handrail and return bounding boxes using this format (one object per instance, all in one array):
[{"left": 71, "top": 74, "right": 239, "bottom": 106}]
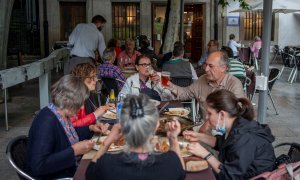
[{"left": 0, "top": 48, "right": 70, "bottom": 131}]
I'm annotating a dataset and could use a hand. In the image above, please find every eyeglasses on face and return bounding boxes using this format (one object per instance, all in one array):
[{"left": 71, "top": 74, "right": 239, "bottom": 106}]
[
  {"left": 138, "top": 63, "right": 152, "bottom": 67},
  {"left": 87, "top": 75, "right": 98, "bottom": 81}
]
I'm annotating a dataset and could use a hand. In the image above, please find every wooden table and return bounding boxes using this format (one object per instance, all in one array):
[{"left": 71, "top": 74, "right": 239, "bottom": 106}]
[{"left": 73, "top": 152, "right": 216, "bottom": 180}]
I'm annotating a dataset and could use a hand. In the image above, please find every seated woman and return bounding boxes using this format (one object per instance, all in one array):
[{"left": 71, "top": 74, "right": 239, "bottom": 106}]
[
  {"left": 183, "top": 89, "right": 276, "bottom": 179},
  {"left": 71, "top": 63, "right": 114, "bottom": 127},
  {"left": 86, "top": 94, "right": 186, "bottom": 180},
  {"left": 119, "top": 54, "right": 173, "bottom": 101},
  {"left": 27, "top": 75, "right": 104, "bottom": 179}
]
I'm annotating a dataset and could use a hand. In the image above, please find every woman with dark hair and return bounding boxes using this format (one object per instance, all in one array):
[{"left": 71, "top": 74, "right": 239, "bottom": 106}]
[
  {"left": 27, "top": 75, "right": 103, "bottom": 179},
  {"left": 86, "top": 94, "right": 185, "bottom": 180},
  {"left": 119, "top": 54, "right": 173, "bottom": 101},
  {"left": 183, "top": 89, "right": 276, "bottom": 179},
  {"left": 107, "top": 38, "right": 122, "bottom": 62}
]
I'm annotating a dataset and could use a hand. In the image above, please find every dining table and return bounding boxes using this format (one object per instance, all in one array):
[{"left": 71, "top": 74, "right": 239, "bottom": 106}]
[{"left": 74, "top": 100, "right": 215, "bottom": 180}]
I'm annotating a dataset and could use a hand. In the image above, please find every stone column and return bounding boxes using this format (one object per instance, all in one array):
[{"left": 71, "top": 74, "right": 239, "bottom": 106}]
[{"left": 0, "top": 0, "right": 14, "bottom": 69}]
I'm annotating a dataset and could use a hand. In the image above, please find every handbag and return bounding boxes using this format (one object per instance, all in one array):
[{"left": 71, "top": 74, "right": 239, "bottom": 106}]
[{"left": 249, "top": 161, "right": 300, "bottom": 180}]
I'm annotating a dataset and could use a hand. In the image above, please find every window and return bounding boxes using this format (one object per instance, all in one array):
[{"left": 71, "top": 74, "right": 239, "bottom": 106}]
[
  {"left": 112, "top": 2, "right": 140, "bottom": 40},
  {"left": 243, "top": 12, "right": 274, "bottom": 41}
]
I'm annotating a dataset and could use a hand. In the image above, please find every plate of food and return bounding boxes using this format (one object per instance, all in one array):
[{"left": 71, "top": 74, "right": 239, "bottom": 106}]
[
  {"left": 102, "top": 109, "right": 116, "bottom": 120},
  {"left": 92, "top": 136, "right": 125, "bottom": 152},
  {"left": 163, "top": 108, "right": 190, "bottom": 117},
  {"left": 153, "top": 136, "right": 191, "bottom": 158}
]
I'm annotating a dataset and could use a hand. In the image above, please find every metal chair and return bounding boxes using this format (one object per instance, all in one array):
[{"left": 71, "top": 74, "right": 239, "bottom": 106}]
[
  {"left": 250, "top": 68, "right": 280, "bottom": 115},
  {"left": 171, "top": 77, "right": 197, "bottom": 123},
  {"left": 271, "top": 45, "right": 282, "bottom": 64},
  {"left": 6, "top": 135, "right": 35, "bottom": 180}
]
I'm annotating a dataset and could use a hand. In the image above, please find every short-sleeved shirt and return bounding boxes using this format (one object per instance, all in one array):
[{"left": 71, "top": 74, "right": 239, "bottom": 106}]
[{"left": 228, "top": 58, "right": 246, "bottom": 78}]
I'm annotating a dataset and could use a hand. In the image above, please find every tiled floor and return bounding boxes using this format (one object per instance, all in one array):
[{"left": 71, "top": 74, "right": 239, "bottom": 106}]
[{"left": 0, "top": 63, "right": 299, "bottom": 179}]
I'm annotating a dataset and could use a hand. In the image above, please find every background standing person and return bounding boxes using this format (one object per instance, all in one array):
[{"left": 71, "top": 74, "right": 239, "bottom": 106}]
[
  {"left": 65, "top": 15, "right": 107, "bottom": 74},
  {"left": 183, "top": 90, "right": 276, "bottom": 179},
  {"left": 27, "top": 75, "right": 105, "bottom": 179},
  {"left": 227, "top": 34, "right": 241, "bottom": 58},
  {"left": 86, "top": 94, "right": 186, "bottom": 180},
  {"left": 250, "top": 36, "right": 262, "bottom": 58}
]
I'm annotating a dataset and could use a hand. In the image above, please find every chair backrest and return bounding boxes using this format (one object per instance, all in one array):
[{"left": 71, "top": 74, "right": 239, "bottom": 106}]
[
  {"left": 171, "top": 77, "right": 193, "bottom": 87},
  {"left": 101, "top": 77, "right": 119, "bottom": 96},
  {"left": 268, "top": 68, "right": 280, "bottom": 91},
  {"left": 6, "top": 135, "right": 35, "bottom": 180}
]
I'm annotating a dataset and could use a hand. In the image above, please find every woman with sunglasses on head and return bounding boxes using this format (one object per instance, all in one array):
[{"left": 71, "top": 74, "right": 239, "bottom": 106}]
[
  {"left": 86, "top": 94, "right": 185, "bottom": 180},
  {"left": 70, "top": 63, "right": 114, "bottom": 127},
  {"left": 119, "top": 54, "right": 173, "bottom": 101},
  {"left": 183, "top": 89, "right": 276, "bottom": 180}
]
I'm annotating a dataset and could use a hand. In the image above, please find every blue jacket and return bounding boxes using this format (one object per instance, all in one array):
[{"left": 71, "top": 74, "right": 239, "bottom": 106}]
[{"left": 27, "top": 107, "right": 93, "bottom": 179}]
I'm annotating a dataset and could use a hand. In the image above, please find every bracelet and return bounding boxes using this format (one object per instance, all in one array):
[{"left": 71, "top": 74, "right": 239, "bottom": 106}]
[{"left": 203, "top": 152, "right": 213, "bottom": 160}]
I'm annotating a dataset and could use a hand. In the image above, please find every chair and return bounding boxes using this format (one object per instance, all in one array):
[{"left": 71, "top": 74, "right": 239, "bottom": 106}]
[
  {"left": 171, "top": 77, "right": 197, "bottom": 123},
  {"left": 6, "top": 135, "right": 35, "bottom": 180},
  {"left": 250, "top": 68, "right": 280, "bottom": 115},
  {"left": 274, "top": 143, "right": 300, "bottom": 164},
  {"left": 101, "top": 77, "right": 120, "bottom": 97},
  {"left": 271, "top": 45, "right": 282, "bottom": 64}
]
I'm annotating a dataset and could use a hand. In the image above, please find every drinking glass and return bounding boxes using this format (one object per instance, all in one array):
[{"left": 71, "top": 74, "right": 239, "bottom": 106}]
[{"left": 161, "top": 71, "right": 171, "bottom": 87}]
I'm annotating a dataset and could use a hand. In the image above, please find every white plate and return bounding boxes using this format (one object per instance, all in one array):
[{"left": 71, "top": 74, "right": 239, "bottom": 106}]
[
  {"left": 92, "top": 136, "right": 123, "bottom": 152},
  {"left": 163, "top": 108, "right": 190, "bottom": 117},
  {"left": 102, "top": 110, "right": 116, "bottom": 119},
  {"left": 149, "top": 99, "right": 161, "bottom": 107}
]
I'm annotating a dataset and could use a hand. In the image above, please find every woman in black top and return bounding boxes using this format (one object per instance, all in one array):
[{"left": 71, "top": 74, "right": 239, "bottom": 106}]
[
  {"left": 183, "top": 89, "right": 276, "bottom": 179},
  {"left": 86, "top": 94, "right": 185, "bottom": 180}
]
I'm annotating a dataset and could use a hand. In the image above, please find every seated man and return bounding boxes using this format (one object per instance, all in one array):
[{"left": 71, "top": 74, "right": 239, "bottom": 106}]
[
  {"left": 162, "top": 42, "right": 198, "bottom": 81},
  {"left": 198, "top": 40, "right": 219, "bottom": 66},
  {"left": 98, "top": 47, "right": 126, "bottom": 91},
  {"left": 221, "top": 46, "right": 246, "bottom": 79},
  {"left": 117, "top": 38, "right": 141, "bottom": 68},
  {"left": 166, "top": 51, "right": 245, "bottom": 132}
]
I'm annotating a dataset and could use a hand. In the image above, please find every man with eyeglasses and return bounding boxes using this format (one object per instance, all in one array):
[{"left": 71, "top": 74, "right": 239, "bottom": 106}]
[{"left": 166, "top": 51, "right": 245, "bottom": 133}]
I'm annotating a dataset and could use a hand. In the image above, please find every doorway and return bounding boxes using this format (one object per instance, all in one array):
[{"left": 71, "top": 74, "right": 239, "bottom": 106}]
[
  {"left": 152, "top": 3, "right": 204, "bottom": 62},
  {"left": 60, "top": 2, "right": 86, "bottom": 40}
]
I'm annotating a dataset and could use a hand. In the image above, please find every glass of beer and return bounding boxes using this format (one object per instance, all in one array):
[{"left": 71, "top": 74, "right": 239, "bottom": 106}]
[{"left": 161, "top": 71, "right": 171, "bottom": 87}]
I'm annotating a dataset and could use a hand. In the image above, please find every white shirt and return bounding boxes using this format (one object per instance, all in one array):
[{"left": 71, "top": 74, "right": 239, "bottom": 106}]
[
  {"left": 227, "top": 40, "right": 241, "bottom": 57},
  {"left": 68, "top": 23, "right": 106, "bottom": 58},
  {"left": 119, "top": 73, "right": 173, "bottom": 101}
]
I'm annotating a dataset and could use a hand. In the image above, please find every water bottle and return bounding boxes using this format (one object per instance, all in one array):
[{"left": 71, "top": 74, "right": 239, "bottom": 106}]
[{"left": 117, "top": 94, "right": 125, "bottom": 122}]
